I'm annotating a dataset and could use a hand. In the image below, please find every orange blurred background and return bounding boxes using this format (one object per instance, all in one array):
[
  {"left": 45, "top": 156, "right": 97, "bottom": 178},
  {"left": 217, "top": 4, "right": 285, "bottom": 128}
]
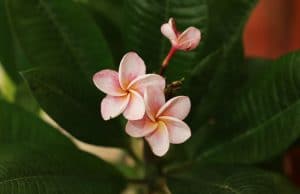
[{"left": 244, "top": 0, "right": 300, "bottom": 59}]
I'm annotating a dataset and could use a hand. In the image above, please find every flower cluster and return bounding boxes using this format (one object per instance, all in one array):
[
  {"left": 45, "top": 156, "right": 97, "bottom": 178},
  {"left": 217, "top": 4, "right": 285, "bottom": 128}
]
[{"left": 93, "top": 18, "right": 201, "bottom": 157}]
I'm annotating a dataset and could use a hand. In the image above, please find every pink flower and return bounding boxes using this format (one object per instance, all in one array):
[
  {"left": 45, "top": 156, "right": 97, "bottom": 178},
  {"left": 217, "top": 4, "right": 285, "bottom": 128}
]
[
  {"left": 161, "top": 18, "right": 201, "bottom": 51},
  {"left": 126, "top": 87, "right": 191, "bottom": 157},
  {"left": 93, "top": 52, "right": 165, "bottom": 121}
]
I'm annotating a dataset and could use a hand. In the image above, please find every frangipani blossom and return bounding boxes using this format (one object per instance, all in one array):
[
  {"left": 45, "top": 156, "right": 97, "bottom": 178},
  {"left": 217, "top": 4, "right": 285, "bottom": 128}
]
[
  {"left": 93, "top": 52, "right": 165, "bottom": 121},
  {"left": 161, "top": 18, "right": 201, "bottom": 51},
  {"left": 126, "top": 87, "right": 191, "bottom": 157}
]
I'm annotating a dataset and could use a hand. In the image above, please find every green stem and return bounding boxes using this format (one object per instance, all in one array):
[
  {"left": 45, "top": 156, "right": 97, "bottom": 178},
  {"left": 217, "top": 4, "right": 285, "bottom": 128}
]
[{"left": 143, "top": 140, "right": 161, "bottom": 193}]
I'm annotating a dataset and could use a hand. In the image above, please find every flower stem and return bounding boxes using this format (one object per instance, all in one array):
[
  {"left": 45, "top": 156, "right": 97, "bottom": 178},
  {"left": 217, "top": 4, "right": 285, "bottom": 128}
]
[
  {"left": 143, "top": 140, "right": 162, "bottom": 193},
  {"left": 159, "top": 47, "right": 177, "bottom": 75},
  {"left": 127, "top": 148, "right": 143, "bottom": 166}
]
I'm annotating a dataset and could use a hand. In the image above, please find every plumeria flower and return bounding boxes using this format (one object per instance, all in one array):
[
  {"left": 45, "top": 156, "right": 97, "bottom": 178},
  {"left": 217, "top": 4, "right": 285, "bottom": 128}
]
[
  {"left": 161, "top": 17, "right": 201, "bottom": 51},
  {"left": 126, "top": 87, "right": 191, "bottom": 157},
  {"left": 93, "top": 52, "right": 165, "bottom": 121}
]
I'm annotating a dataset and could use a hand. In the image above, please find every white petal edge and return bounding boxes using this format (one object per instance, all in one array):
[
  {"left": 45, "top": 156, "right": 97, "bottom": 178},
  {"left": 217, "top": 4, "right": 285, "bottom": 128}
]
[
  {"left": 177, "top": 27, "right": 201, "bottom": 50},
  {"left": 156, "top": 96, "right": 191, "bottom": 120}
]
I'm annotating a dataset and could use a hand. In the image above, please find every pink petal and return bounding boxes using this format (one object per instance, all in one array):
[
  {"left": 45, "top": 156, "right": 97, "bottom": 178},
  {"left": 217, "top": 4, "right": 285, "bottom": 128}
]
[
  {"left": 161, "top": 18, "right": 177, "bottom": 46},
  {"left": 146, "top": 121, "right": 169, "bottom": 157},
  {"left": 156, "top": 96, "right": 191, "bottom": 120},
  {"left": 119, "top": 52, "right": 146, "bottom": 89},
  {"left": 101, "top": 95, "right": 130, "bottom": 120},
  {"left": 125, "top": 115, "right": 158, "bottom": 138},
  {"left": 144, "top": 86, "right": 165, "bottom": 121},
  {"left": 159, "top": 116, "right": 191, "bottom": 144},
  {"left": 128, "top": 74, "right": 166, "bottom": 96},
  {"left": 177, "top": 27, "right": 201, "bottom": 51},
  {"left": 123, "top": 90, "right": 145, "bottom": 120},
  {"left": 93, "top": 70, "right": 126, "bottom": 96}
]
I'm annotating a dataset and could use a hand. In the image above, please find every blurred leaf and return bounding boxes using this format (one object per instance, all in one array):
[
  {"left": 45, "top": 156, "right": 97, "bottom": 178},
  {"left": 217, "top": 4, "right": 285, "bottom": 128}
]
[
  {"left": 0, "top": 99, "right": 126, "bottom": 194},
  {"left": 0, "top": 64, "right": 16, "bottom": 102},
  {"left": 0, "top": 0, "right": 19, "bottom": 82},
  {"left": 0, "top": 99, "right": 72, "bottom": 145},
  {"left": 168, "top": 164, "right": 299, "bottom": 194},
  {"left": 81, "top": 1, "right": 125, "bottom": 61},
  {"left": 14, "top": 81, "right": 40, "bottom": 113},
  {"left": 82, "top": 0, "right": 124, "bottom": 29},
  {"left": 189, "top": 51, "right": 300, "bottom": 164},
  {"left": 22, "top": 67, "right": 127, "bottom": 147},
  {"left": 7, "top": 0, "right": 127, "bottom": 147}
]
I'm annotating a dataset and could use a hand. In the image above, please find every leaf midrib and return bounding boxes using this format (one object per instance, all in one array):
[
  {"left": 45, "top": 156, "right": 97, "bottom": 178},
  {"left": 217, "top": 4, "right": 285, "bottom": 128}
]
[
  {"left": 38, "top": 0, "right": 91, "bottom": 80},
  {"left": 23, "top": 69, "right": 94, "bottom": 118},
  {"left": 7, "top": 0, "right": 93, "bottom": 81},
  {"left": 197, "top": 97, "right": 300, "bottom": 161},
  {"left": 171, "top": 177, "right": 241, "bottom": 194},
  {"left": 0, "top": 175, "right": 101, "bottom": 185}
]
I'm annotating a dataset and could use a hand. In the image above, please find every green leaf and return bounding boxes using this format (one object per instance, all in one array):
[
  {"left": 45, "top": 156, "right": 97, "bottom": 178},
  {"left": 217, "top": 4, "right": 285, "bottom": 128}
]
[
  {"left": 189, "top": 40, "right": 246, "bottom": 129},
  {"left": 187, "top": 0, "right": 258, "bottom": 127},
  {"left": 0, "top": 99, "right": 73, "bottom": 146},
  {"left": 82, "top": 0, "right": 124, "bottom": 29},
  {"left": 14, "top": 81, "right": 40, "bottom": 114},
  {"left": 201, "top": 0, "right": 257, "bottom": 55},
  {"left": 6, "top": 0, "right": 113, "bottom": 77},
  {"left": 190, "top": 51, "right": 300, "bottom": 164},
  {"left": 124, "top": 0, "right": 257, "bottom": 81},
  {"left": 22, "top": 67, "right": 127, "bottom": 147},
  {"left": 168, "top": 164, "right": 299, "bottom": 194},
  {"left": 0, "top": 99, "right": 126, "bottom": 193},
  {"left": 7, "top": 0, "right": 127, "bottom": 147},
  {"left": 81, "top": 0, "right": 125, "bottom": 61}
]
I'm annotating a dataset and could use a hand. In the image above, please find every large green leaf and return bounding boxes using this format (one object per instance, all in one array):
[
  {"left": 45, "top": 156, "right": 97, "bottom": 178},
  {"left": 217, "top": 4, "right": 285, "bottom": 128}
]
[
  {"left": 168, "top": 164, "right": 299, "bottom": 194},
  {"left": 0, "top": 99, "right": 72, "bottom": 146},
  {"left": 0, "top": 99, "right": 126, "bottom": 194},
  {"left": 22, "top": 67, "right": 126, "bottom": 147},
  {"left": 6, "top": 0, "right": 127, "bottom": 147},
  {"left": 189, "top": 51, "right": 300, "bottom": 164}
]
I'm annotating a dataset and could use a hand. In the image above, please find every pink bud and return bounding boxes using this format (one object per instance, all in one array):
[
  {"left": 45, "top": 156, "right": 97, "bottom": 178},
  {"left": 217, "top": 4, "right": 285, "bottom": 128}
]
[{"left": 161, "top": 18, "right": 201, "bottom": 51}]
